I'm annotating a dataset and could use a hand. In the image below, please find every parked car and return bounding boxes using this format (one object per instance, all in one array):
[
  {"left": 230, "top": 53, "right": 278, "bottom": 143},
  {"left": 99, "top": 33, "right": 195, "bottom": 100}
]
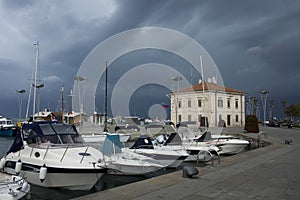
[{"left": 268, "top": 120, "right": 280, "bottom": 127}]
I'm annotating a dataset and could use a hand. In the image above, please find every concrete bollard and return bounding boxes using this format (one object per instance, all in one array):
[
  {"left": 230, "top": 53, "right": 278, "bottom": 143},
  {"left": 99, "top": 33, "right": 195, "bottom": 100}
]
[{"left": 182, "top": 166, "right": 199, "bottom": 178}]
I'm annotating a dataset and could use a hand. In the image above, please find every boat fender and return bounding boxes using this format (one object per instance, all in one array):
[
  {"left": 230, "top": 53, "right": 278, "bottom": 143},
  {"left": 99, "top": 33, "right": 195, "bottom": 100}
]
[
  {"left": 0, "top": 157, "right": 6, "bottom": 169},
  {"left": 39, "top": 164, "right": 47, "bottom": 183},
  {"left": 15, "top": 160, "right": 22, "bottom": 174}
]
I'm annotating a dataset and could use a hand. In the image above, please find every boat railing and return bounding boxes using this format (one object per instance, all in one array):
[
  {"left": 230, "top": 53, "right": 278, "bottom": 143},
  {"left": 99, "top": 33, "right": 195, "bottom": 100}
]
[
  {"left": 29, "top": 142, "right": 85, "bottom": 149},
  {"left": 27, "top": 143, "right": 90, "bottom": 163}
]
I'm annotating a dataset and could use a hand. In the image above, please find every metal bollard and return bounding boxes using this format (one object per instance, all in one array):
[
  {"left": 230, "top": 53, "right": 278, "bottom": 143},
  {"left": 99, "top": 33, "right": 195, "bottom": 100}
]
[{"left": 182, "top": 166, "right": 199, "bottom": 178}]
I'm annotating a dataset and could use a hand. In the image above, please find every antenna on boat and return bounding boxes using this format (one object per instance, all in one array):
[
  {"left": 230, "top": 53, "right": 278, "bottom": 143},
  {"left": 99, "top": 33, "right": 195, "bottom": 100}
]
[{"left": 103, "top": 61, "right": 108, "bottom": 133}]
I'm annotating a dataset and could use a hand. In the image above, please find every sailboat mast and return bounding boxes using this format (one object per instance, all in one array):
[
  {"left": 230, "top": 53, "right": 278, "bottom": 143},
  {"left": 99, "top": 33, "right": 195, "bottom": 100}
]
[
  {"left": 25, "top": 62, "right": 34, "bottom": 120},
  {"left": 69, "top": 89, "right": 73, "bottom": 113},
  {"left": 61, "top": 85, "right": 64, "bottom": 123},
  {"left": 32, "top": 41, "right": 39, "bottom": 120},
  {"left": 103, "top": 61, "right": 108, "bottom": 132},
  {"left": 200, "top": 55, "right": 207, "bottom": 128}
]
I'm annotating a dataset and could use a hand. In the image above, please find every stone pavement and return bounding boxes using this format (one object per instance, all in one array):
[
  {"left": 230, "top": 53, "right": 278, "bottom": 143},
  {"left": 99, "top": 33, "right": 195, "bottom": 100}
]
[{"left": 73, "top": 126, "right": 300, "bottom": 200}]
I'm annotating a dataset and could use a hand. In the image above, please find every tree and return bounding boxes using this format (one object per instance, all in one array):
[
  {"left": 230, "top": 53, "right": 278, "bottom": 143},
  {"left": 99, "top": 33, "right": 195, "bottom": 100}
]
[{"left": 284, "top": 103, "right": 300, "bottom": 119}]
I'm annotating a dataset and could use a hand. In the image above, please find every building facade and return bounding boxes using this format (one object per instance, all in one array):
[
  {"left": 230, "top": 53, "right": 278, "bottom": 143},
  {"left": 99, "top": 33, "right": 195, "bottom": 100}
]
[{"left": 170, "top": 81, "right": 245, "bottom": 127}]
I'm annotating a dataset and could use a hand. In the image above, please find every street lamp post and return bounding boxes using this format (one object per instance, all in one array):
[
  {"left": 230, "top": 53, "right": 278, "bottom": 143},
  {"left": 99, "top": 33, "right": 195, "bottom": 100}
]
[
  {"left": 260, "top": 90, "right": 269, "bottom": 126},
  {"left": 75, "top": 75, "right": 87, "bottom": 126},
  {"left": 16, "top": 89, "right": 26, "bottom": 121}
]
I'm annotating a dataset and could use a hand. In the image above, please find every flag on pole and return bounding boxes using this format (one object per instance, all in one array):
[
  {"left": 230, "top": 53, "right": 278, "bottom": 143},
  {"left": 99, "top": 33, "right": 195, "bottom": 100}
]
[{"left": 161, "top": 102, "right": 169, "bottom": 109}]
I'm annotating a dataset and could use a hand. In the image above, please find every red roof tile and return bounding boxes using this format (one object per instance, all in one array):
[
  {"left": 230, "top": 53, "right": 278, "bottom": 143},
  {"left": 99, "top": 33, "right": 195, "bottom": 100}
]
[{"left": 177, "top": 82, "right": 244, "bottom": 94}]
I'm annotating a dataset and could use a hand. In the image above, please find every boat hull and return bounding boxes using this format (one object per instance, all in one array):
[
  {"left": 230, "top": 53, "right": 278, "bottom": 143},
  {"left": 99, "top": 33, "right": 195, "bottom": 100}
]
[
  {"left": 4, "top": 161, "right": 105, "bottom": 191},
  {"left": 107, "top": 160, "right": 163, "bottom": 176},
  {"left": 217, "top": 143, "right": 249, "bottom": 155},
  {"left": 128, "top": 148, "right": 188, "bottom": 168},
  {"left": 0, "top": 129, "right": 15, "bottom": 137}
]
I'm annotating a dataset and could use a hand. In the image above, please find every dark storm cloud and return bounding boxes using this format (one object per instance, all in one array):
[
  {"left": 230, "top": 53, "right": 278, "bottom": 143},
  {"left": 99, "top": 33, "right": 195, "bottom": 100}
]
[
  {"left": 2, "top": 0, "right": 34, "bottom": 9},
  {"left": 0, "top": 0, "right": 299, "bottom": 119}
]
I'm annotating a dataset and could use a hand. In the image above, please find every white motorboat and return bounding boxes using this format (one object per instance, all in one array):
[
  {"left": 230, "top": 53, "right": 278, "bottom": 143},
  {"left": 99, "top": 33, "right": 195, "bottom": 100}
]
[
  {"left": 158, "top": 132, "right": 220, "bottom": 162},
  {"left": 81, "top": 133, "right": 130, "bottom": 143},
  {"left": 0, "top": 121, "right": 107, "bottom": 191},
  {"left": 127, "top": 134, "right": 189, "bottom": 168},
  {"left": 102, "top": 134, "right": 165, "bottom": 175},
  {"left": 0, "top": 172, "right": 30, "bottom": 200},
  {"left": 78, "top": 123, "right": 131, "bottom": 143},
  {"left": 194, "top": 132, "right": 250, "bottom": 155}
]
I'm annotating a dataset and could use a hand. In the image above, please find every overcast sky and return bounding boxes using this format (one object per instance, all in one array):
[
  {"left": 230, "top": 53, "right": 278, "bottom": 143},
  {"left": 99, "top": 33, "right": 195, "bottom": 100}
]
[{"left": 0, "top": 0, "right": 299, "bottom": 120}]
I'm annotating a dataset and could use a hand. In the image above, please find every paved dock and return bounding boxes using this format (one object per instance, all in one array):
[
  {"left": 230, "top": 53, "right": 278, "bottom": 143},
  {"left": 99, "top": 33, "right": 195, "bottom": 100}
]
[{"left": 73, "top": 126, "right": 300, "bottom": 200}]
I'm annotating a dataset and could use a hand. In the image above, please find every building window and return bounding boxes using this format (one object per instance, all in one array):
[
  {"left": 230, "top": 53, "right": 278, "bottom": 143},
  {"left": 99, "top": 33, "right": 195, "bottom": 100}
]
[
  {"left": 227, "top": 99, "right": 231, "bottom": 108},
  {"left": 218, "top": 99, "right": 223, "bottom": 108},
  {"left": 178, "top": 101, "right": 182, "bottom": 108},
  {"left": 188, "top": 100, "right": 192, "bottom": 108},
  {"left": 227, "top": 115, "right": 231, "bottom": 126},
  {"left": 198, "top": 99, "right": 202, "bottom": 107},
  {"left": 235, "top": 99, "right": 239, "bottom": 109},
  {"left": 236, "top": 115, "right": 239, "bottom": 122},
  {"left": 188, "top": 115, "right": 191, "bottom": 121},
  {"left": 178, "top": 114, "right": 182, "bottom": 122}
]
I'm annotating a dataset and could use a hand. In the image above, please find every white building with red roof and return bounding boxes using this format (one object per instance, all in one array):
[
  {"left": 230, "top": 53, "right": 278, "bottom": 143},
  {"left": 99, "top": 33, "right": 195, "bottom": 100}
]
[{"left": 170, "top": 80, "right": 245, "bottom": 127}]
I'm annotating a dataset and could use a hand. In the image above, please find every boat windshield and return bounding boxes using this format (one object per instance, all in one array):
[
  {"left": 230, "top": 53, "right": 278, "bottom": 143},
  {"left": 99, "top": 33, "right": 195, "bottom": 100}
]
[{"left": 23, "top": 123, "right": 85, "bottom": 147}]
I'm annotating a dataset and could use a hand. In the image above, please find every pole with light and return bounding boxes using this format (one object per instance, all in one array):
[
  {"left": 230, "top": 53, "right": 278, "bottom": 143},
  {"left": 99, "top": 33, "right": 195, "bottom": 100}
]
[
  {"left": 74, "top": 75, "right": 86, "bottom": 126},
  {"left": 260, "top": 90, "right": 269, "bottom": 126}
]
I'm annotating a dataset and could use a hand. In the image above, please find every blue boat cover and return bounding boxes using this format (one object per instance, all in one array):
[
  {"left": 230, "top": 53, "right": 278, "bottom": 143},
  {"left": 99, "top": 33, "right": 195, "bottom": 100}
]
[{"left": 101, "top": 134, "right": 122, "bottom": 156}]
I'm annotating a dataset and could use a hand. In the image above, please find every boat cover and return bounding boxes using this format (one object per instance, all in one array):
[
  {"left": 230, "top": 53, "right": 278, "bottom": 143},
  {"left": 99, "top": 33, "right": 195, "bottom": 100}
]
[
  {"left": 163, "top": 132, "right": 182, "bottom": 146},
  {"left": 194, "top": 131, "right": 212, "bottom": 142},
  {"left": 130, "top": 135, "right": 154, "bottom": 149},
  {"left": 102, "top": 134, "right": 122, "bottom": 156}
]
